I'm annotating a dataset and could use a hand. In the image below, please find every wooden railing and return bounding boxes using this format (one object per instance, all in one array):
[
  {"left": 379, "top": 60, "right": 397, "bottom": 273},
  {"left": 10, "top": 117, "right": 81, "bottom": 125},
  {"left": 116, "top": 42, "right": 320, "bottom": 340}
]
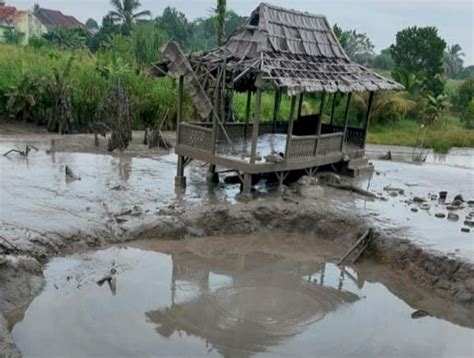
[
  {"left": 178, "top": 123, "right": 213, "bottom": 152},
  {"left": 322, "top": 124, "right": 365, "bottom": 148},
  {"left": 316, "top": 133, "right": 344, "bottom": 155},
  {"left": 287, "top": 135, "right": 317, "bottom": 159}
]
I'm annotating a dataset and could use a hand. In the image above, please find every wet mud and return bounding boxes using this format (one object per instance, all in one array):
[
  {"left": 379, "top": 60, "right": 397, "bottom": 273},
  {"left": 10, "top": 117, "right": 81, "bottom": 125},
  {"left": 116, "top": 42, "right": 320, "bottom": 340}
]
[
  {"left": 1, "top": 124, "right": 474, "bottom": 356},
  {"left": 9, "top": 236, "right": 474, "bottom": 357}
]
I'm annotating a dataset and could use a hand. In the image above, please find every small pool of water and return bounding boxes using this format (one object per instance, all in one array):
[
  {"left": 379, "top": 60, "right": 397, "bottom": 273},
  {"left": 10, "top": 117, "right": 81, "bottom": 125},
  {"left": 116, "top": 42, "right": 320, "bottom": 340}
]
[{"left": 10, "top": 241, "right": 474, "bottom": 358}]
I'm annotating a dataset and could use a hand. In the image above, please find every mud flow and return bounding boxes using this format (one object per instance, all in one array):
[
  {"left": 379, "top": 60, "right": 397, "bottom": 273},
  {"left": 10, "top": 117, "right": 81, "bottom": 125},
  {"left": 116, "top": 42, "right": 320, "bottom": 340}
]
[{"left": 9, "top": 234, "right": 474, "bottom": 358}]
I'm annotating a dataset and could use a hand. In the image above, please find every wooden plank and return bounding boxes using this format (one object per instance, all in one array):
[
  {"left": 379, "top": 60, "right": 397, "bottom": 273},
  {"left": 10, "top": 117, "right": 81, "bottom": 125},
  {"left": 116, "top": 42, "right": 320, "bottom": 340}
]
[
  {"left": 285, "top": 96, "right": 297, "bottom": 158},
  {"left": 337, "top": 229, "right": 371, "bottom": 266},
  {"left": 342, "top": 92, "right": 353, "bottom": 151}
]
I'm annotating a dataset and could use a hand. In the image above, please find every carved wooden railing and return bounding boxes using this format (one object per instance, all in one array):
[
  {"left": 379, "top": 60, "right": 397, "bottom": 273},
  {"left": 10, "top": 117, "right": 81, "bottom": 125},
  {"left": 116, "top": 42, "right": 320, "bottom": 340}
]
[
  {"left": 178, "top": 123, "right": 213, "bottom": 152},
  {"left": 316, "top": 133, "right": 344, "bottom": 155},
  {"left": 322, "top": 124, "right": 365, "bottom": 148},
  {"left": 287, "top": 136, "right": 317, "bottom": 159}
]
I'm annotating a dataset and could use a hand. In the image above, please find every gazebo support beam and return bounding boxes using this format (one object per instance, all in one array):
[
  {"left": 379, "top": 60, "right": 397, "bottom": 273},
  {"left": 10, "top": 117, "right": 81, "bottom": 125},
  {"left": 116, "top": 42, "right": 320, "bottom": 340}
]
[
  {"left": 313, "top": 92, "right": 327, "bottom": 155},
  {"left": 341, "top": 92, "right": 353, "bottom": 151},
  {"left": 175, "top": 75, "right": 186, "bottom": 188},
  {"left": 362, "top": 91, "right": 375, "bottom": 147},
  {"left": 250, "top": 87, "right": 262, "bottom": 164},
  {"left": 285, "top": 96, "right": 297, "bottom": 158},
  {"left": 244, "top": 89, "right": 252, "bottom": 138},
  {"left": 297, "top": 93, "right": 304, "bottom": 118},
  {"left": 330, "top": 92, "right": 338, "bottom": 125},
  {"left": 272, "top": 89, "right": 281, "bottom": 133}
]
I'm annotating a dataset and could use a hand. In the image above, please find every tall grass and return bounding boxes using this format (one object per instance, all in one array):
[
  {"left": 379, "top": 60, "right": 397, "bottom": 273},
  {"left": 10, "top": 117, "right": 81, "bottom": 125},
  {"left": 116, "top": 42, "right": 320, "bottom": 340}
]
[{"left": 0, "top": 43, "right": 191, "bottom": 130}]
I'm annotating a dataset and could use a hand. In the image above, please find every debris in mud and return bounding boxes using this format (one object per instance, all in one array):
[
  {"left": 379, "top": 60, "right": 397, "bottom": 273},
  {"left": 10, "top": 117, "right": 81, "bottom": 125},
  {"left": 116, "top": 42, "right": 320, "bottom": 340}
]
[
  {"left": 317, "top": 172, "right": 376, "bottom": 198},
  {"left": 411, "top": 208, "right": 418, "bottom": 212},
  {"left": 337, "top": 229, "right": 373, "bottom": 266},
  {"left": 3, "top": 145, "right": 37, "bottom": 157},
  {"left": 97, "top": 266, "right": 118, "bottom": 296},
  {"left": 464, "top": 219, "right": 474, "bottom": 227},
  {"left": 454, "top": 194, "right": 465, "bottom": 202},
  {"left": 439, "top": 191, "right": 448, "bottom": 200},
  {"left": 65, "top": 165, "right": 81, "bottom": 181},
  {"left": 461, "top": 228, "right": 470, "bottom": 233},
  {"left": 420, "top": 204, "right": 430, "bottom": 210},
  {"left": 411, "top": 309, "right": 431, "bottom": 319},
  {"left": 447, "top": 213, "right": 460, "bottom": 221},
  {"left": 435, "top": 213, "right": 446, "bottom": 218},
  {"left": 413, "top": 196, "right": 426, "bottom": 203},
  {"left": 379, "top": 151, "right": 392, "bottom": 160}
]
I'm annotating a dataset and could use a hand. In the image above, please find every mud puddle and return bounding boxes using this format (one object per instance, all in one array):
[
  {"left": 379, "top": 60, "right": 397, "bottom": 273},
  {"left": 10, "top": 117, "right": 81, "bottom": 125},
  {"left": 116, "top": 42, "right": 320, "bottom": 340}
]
[{"left": 9, "top": 234, "right": 474, "bottom": 358}]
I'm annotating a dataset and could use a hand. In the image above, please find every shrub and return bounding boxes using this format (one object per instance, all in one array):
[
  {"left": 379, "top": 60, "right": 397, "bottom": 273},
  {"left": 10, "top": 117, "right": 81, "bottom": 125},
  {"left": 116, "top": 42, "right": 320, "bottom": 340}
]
[{"left": 462, "top": 100, "right": 474, "bottom": 128}]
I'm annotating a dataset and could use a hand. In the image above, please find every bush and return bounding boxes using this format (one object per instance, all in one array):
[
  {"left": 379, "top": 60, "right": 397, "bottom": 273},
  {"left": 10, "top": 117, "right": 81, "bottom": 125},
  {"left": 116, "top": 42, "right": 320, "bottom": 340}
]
[
  {"left": 462, "top": 100, "right": 474, "bottom": 128},
  {"left": 454, "top": 77, "right": 474, "bottom": 113}
]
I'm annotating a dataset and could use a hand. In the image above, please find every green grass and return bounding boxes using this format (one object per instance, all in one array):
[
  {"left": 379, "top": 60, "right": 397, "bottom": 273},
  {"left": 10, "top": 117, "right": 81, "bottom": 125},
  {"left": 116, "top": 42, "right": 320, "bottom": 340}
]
[{"left": 368, "top": 115, "right": 474, "bottom": 153}]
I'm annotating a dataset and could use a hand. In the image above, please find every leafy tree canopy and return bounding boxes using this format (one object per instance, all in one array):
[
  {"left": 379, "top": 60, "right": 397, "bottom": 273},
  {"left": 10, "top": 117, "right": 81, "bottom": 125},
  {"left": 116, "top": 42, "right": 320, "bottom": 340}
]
[
  {"left": 390, "top": 26, "right": 446, "bottom": 95},
  {"left": 333, "top": 24, "right": 375, "bottom": 65}
]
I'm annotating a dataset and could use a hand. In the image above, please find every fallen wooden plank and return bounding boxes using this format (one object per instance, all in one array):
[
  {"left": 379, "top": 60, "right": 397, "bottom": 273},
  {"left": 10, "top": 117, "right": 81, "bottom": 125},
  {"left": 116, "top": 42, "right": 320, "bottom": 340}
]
[{"left": 337, "top": 229, "right": 371, "bottom": 266}]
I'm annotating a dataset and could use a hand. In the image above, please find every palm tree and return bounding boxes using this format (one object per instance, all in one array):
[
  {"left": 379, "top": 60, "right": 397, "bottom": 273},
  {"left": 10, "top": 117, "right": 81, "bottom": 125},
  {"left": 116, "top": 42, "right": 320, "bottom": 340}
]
[
  {"left": 214, "top": 0, "right": 226, "bottom": 46},
  {"left": 444, "top": 44, "right": 465, "bottom": 79},
  {"left": 108, "top": 0, "right": 151, "bottom": 35}
]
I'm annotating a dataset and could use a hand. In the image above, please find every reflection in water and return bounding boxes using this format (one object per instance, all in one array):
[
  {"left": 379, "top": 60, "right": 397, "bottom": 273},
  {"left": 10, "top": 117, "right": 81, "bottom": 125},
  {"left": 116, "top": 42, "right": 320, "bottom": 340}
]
[
  {"left": 147, "top": 253, "right": 358, "bottom": 357},
  {"left": 11, "top": 246, "right": 474, "bottom": 357}
]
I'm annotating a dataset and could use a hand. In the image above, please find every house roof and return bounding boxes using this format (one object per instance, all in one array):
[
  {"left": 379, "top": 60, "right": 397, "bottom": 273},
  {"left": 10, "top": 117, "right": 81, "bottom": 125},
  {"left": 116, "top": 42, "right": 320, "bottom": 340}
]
[
  {"left": 154, "top": 3, "right": 403, "bottom": 94},
  {"left": 35, "top": 8, "right": 83, "bottom": 30},
  {"left": 0, "top": 5, "right": 26, "bottom": 25}
]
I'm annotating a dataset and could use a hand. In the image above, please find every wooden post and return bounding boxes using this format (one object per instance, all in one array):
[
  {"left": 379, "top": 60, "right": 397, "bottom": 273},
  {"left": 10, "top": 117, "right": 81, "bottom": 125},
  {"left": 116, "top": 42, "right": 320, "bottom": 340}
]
[
  {"left": 175, "top": 76, "right": 186, "bottom": 188},
  {"left": 342, "top": 92, "right": 353, "bottom": 151},
  {"left": 284, "top": 95, "right": 297, "bottom": 158},
  {"left": 313, "top": 92, "right": 327, "bottom": 156},
  {"left": 244, "top": 89, "right": 252, "bottom": 138},
  {"left": 330, "top": 92, "right": 337, "bottom": 126},
  {"left": 176, "top": 75, "right": 184, "bottom": 145},
  {"left": 362, "top": 91, "right": 375, "bottom": 148},
  {"left": 272, "top": 89, "right": 281, "bottom": 133},
  {"left": 297, "top": 93, "right": 304, "bottom": 118},
  {"left": 250, "top": 87, "right": 262, "bottom": 164},
  {"left": 242, "top": 172, "right": 252, "bottom": 196}
]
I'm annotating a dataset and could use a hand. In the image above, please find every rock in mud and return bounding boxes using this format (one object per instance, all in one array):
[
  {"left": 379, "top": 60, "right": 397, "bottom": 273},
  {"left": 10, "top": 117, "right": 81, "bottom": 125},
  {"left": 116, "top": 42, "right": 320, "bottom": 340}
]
[
  {"left": 452, "top": 199, "right": 463, "bottom": 207},
  {"left": 447, "top": 213, "right": 460, "bottom": 221},
  {"left": 297, "top": 175, "right": 317, "bottom": 186},
  {"left": 461, "top": 227, "right": 470, "bottom": 233},
  {"left": 413, "top": 196, "right": 426, "bottom": 203},
  {"left": 389, "top": 192, "right": 398, "bottom": 197},
  {"left": 411, "top": 208, "right": 418, "bottom": 213},
  {"left": 435, "top": 213, "right": 446, "bottom": 218},
  {"left": 420, "top": 204, "right": 430, "bottom": 210},
  {"left": 411, "top": 309, "right": 431, "bottom": 319},
  {"left": 454, "top": 194, "right": 464, "bottom": 202},
  {"left": 431, "top": 195, "right": 438, "bottom": 201},
  {"left": 463, "top": 219, "right": 474, "bottom": 227}
]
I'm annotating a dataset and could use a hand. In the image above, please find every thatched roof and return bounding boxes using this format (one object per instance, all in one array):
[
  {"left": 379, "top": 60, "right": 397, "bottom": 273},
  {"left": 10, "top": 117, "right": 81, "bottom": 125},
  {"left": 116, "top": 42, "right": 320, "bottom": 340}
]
[{"left": 153, "top": 3, "right": 403, "bottom": 95}]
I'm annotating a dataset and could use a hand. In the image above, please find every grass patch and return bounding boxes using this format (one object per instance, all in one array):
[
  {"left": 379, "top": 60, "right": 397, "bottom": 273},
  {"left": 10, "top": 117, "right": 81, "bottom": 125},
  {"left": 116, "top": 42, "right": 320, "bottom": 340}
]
[{"left": 368, "top": 115, "right": 474, "bottom": 152}]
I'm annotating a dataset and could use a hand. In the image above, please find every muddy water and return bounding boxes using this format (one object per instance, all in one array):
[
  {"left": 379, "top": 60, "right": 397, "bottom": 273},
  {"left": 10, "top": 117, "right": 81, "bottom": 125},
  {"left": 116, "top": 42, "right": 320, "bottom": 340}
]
[{"left": 10, "top": 236, "right": 474, "bottom": 358}]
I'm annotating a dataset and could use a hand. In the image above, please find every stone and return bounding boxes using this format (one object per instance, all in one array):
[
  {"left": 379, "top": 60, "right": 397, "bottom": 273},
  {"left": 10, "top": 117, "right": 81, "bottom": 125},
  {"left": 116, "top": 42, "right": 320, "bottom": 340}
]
[
  {"left": 413, "top": 196, "right": 426, "bottom": 203},
  {"left": 464, "top": 219, "right": 474, "bottom": 227},
  {"left": 446, "top": 205, "right": 456, "bottom": 211},
  {"left": 435, "top": 213, "right": 446, "bottom": 218},
  {"left": 380, "top": 197, "right": 389, "bottom": 202},
  {"left": 461, "top": 227, "right": 470, "bottom": 233},
  {"left": 411, "top": 208, "right": 418, "bottom": 213},
  {"left": 452, "top": 199, "right": 463, "bottom": 207},
  {"left": 389, "top": 192, "right": 398, "bottom": 197},
  {"left": 447, "top": 213, "right": 459, "bottom": 221},
  {"left": 398, "top": 189, "right": 405, "bottom": 195},
  {"left": 454, "top": 194, "right": 464, "bottom": 202},
  {"left": 420, "top": 203, "right": 430, "bottom": 210}
]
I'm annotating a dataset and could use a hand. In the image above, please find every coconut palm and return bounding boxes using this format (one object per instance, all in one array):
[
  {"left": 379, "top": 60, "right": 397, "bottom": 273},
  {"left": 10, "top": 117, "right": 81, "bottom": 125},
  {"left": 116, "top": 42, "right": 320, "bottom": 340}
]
[
  {"left": 214, "top": 0, "right": 226, "bottom": 46},
  {"left": 444, "top": 44, "right": 465, "bottom": 79},
  {"left": 108, "top": 0, "right": 152, "bottom": 36}
]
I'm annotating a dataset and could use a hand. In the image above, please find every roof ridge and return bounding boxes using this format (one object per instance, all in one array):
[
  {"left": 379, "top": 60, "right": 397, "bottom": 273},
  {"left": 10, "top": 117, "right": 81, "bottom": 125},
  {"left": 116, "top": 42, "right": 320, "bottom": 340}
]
[{"left": 259, "top": 2, "right": 326, "bottom": 20}]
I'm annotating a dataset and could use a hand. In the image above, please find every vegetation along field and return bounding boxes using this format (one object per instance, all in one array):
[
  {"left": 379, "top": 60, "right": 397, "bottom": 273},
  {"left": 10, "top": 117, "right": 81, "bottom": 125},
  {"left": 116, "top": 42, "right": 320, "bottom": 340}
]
[{"left": 0, "top": 1, "right": 473, "bottom": 152}]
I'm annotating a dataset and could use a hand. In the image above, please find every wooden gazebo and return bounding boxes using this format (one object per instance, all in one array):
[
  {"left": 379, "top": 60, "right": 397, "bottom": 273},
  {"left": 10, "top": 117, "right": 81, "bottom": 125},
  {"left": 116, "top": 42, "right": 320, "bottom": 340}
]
[{"left": 152, "top": 3, "right": 402, "bottom": 195}]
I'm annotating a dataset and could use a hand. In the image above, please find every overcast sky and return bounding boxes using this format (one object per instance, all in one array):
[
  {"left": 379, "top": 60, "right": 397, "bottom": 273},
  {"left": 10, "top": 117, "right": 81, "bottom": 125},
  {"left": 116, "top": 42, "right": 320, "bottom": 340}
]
[{"left": 7, "top": 0, "right": 474, "bottom": 64}]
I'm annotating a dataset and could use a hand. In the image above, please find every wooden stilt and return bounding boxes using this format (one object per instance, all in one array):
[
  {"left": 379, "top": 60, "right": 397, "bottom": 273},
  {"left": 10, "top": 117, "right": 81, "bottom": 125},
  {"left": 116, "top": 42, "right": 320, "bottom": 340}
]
[
  {"left": 175, "top": 76, "right": 186, "bottom": 188},
  {"left": 297, "top": 93, "right": 304, "bottom": 118},
  {"left": 175, "top": 155, "right": 186, "bottom": 187},
  {"left": 314, "top": 92, "right": 327, "bottom": 155},
  {"left": 242, "top": 173, "right": 252, "bottom": 195}
]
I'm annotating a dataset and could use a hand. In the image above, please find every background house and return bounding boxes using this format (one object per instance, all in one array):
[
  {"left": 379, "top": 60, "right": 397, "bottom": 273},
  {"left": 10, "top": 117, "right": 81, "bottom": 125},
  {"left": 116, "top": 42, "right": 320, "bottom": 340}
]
[
  {"left": 0, "top": 3, "right": 46, "bottom": 44},
  {"left": 34, "top": 7, "right": 84, "bottom": 31}
]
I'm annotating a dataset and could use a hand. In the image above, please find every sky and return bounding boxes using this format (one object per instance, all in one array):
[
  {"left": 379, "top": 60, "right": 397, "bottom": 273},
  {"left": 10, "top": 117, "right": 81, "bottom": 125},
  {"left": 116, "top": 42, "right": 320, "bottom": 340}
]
[{"left": 7, "top": 0, "right": 474, "bottom": 65}]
